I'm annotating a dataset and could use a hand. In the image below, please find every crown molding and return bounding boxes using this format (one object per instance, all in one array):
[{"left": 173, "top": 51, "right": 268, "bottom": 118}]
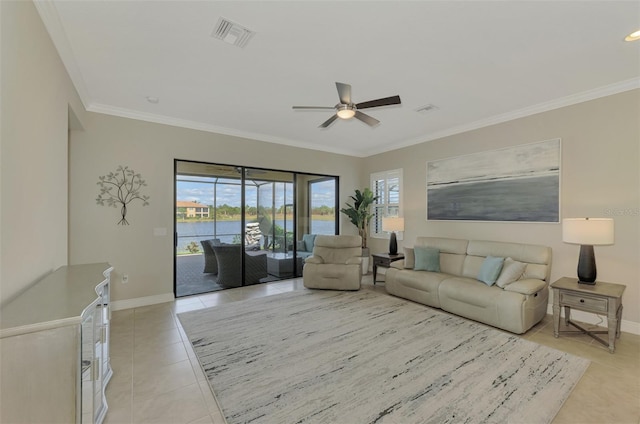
[
  {"left": 365, "top": 78, "right": 640, "bottom": 157},
  {"left": 90, "top": 75, "right": 639, "bottom": 159},
  {"left": 33, "top": 0, "right": 91, "bottom": 108},
  {"left": 87, "top": 103, "right": 361, "bottom": 157}
]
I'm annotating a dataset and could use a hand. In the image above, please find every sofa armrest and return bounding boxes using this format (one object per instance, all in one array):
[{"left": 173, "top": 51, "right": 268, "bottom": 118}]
[
  {"left": 345, "top": 257, "right": 362, "bottom": 266},
  {"left": 305, "top": 255, "right": 324, "bottom": 264},
  {"left": 390, "top": 261, "right": 405, "bottom": 269},
  {"left": 504, "top": 279, "right": 547, "bottom": 295}
]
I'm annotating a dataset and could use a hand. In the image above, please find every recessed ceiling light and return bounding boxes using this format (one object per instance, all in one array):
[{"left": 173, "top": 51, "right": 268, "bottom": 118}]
[
  {"left": 624, "top": 29, "right": 640, "bottom": 42},
  {"left": 146, "top": 96, "right": 160, "bottom": 104}
]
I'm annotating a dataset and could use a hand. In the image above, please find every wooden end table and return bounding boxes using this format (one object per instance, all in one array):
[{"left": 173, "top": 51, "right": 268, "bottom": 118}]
[
  {"left": 551, "top": 277, "right": 625, "bottom": 353},
  {"left": 372, "top": 253, "right": 404, "bottom": 284}
]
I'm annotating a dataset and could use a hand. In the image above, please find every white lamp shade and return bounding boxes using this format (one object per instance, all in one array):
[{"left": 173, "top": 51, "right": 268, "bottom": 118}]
[
  {"left": 382, "top": 217, "right": 405, "bottom": 232},
  {"left": 562, "top": 218, "right": 614, "bottom": 245}
]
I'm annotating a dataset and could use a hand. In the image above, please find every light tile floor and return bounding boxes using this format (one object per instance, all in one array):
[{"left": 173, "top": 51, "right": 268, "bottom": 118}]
[{"left": 105, "top": 276, "right": 640, "bottom": 424}]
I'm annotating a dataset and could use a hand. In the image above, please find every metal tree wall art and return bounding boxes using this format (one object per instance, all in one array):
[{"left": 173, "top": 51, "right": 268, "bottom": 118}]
[{"left": 96, "top": 166, "right": 150, "bottom": 225}]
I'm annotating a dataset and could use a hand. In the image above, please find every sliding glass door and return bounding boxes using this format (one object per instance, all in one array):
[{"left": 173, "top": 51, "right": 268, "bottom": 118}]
[
  {"left": 247, "top": 169, "right": 297, "bottom": 279},
  {"left": 175, "top": 160, "right": 338, "bottom": 297}
]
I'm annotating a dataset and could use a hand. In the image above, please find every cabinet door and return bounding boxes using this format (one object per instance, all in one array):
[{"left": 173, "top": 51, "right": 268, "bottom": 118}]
[
  {"left": 93, "top": 297, "right": 106, "bottom": 424},
  {"left": 100, "top": 279, "right": 112, "bottom": 384},
  {"left": 81, "top": 311, "right": 96, "bottom": 423},
  {"left": 82, "top": 299, "right": 108, "bottom": 424}
]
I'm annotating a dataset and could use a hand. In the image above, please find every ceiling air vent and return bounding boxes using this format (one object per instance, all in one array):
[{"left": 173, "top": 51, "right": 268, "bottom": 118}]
[{"left": 212, "top": 17, "right": 255, "bottom": 48}]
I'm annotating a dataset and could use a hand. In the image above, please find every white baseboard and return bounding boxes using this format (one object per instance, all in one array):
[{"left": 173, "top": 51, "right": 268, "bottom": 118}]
[
  {"left": 546, "top": 304, "right": 640, "bottom": 335},
  {"left": 112, "top": 292, "right": 175, "bottom": 311}
]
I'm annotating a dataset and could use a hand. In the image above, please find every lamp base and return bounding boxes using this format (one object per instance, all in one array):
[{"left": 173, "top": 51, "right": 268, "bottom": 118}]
[
  {"left": 577, "top": 244, "right": 597, "bottom": 284},
  {"left": 389, "top": 232, "right": 398, "bottom": 255}
]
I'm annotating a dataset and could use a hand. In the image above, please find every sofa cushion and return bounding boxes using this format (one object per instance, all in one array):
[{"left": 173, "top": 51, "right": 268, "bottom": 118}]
[
  {"left": 403, "top": 247, "right": 415, "bottom": 269},
  {"left": 415, "top": 237, "right": 467, "bottom": 275},
  {"left": 415, "top": 237, "right": 468, "bottom": 254},
  {"left": 477, "top": 256, "right": 505, "bottom": 286},
  {"left": 387, "top": 269, "right": 448, "bottom": 308},
  {"left": 414, "top": 247, "right": 440, "bottom": 272},
  {"left": 496, "top": 257, "right": 527, "bottom": 288},
  {"left": 467, "top": 240, "right": 551, "bottom": 281},
  {"left": 504, "top": 278, "right": 547, "bottom": 295},
  {"left": 438, "top": 276, "right": 498, "bottom": 308}
]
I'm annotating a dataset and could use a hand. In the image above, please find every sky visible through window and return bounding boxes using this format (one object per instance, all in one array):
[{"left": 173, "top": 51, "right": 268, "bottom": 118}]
[{"left": 177, "top": 177, "right": 335, "bottom": 209}]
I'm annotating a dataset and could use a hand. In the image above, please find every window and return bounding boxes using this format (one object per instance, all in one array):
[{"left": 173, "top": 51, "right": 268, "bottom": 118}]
[
  {"left": 309, "top": 178, "right": 337, "bottom": 235},
  {"left": 370, "top": 169, "right": 402, "bottom": 238}
]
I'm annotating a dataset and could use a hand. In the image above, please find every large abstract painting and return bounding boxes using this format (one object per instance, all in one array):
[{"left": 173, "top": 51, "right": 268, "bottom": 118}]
[{"left": 427, "top": 139, "right": 560, "bottom": 222}]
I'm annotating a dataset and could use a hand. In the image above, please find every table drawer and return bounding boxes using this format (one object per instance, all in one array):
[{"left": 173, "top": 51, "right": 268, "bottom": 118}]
[
  {"left": 373, "top": 257, "right": 388, "bottom": 266},
  {"left": 560, "top": 292, "right": 608, "bottom": 313}
]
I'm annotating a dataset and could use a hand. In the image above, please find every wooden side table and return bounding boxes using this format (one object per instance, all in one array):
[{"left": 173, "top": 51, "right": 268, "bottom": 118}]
[
  {"left": 551, "top": 277, "right": 625, "bottom": 353},
  {"left": 371, "top": 253, "right": 404, "bottom": 284}
]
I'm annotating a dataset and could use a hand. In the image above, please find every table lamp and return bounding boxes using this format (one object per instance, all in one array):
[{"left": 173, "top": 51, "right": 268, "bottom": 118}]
[
  {"left": 382, "top": 217, "right": 404, "bottom": 255},
  {"left": 562, "top": 217, "right": 614, "bottom": 284}
]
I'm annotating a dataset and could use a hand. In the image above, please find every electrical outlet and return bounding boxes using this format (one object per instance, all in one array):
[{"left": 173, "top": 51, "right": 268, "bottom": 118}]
[{"left": 122, "top": 274, "right": 129, "bottom": 284}]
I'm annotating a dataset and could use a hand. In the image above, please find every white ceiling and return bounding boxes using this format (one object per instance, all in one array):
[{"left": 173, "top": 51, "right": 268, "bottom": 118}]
[{"left": 37, "top": 1, "right": 640, "bottom": 157}]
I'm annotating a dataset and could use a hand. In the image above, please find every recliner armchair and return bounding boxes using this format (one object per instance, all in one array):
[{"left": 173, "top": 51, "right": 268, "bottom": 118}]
[{"left": 303, "top": 235, "right": 362, "bottom": 290}]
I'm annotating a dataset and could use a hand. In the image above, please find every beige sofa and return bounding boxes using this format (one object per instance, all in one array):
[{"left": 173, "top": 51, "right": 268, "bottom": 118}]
[{"left": 385, "top": 237, "right": 551, "bottom": 334}]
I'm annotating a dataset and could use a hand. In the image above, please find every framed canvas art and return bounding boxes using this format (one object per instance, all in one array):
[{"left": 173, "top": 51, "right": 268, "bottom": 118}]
[{"left": 426, "top": 139, "right": 560, "bottom": 222}]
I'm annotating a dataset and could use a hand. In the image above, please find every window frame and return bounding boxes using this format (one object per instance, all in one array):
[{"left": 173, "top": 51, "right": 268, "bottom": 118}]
[{"left": 370, "top": 168, "right": 403, "bottom": 240}]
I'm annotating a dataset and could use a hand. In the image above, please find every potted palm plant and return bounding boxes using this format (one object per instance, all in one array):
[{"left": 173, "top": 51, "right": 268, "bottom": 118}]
[{"left": 340, "top": 188, "right": 378, "bottom": 273}]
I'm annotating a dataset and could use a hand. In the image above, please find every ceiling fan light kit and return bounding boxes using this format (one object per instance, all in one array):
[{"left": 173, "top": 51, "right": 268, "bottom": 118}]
[
  {"left": 293, "top": 82, "right": 401, "bottom": 128},
  {"left": 336, "top": 105, "right": 356, "bottom": 119}
]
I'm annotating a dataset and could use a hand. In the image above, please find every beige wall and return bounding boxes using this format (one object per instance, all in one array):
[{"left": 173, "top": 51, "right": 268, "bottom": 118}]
[
  {"left": 68, "top": 112, "right": 363, "bottom": 302},
  {"left": 364, "top": 90, "right": 640, "bottom": 327},
  {"left": 0, "top": 1, "right": 86, "bottom": 305},
  {"left": 3, "top": 0, "right": 638, "bottom": 332}
]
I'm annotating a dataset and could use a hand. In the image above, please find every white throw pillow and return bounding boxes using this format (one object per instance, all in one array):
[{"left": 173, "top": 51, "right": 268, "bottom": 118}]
[{"left": 495, "top": 257, "right": 527, "bottom": 288}]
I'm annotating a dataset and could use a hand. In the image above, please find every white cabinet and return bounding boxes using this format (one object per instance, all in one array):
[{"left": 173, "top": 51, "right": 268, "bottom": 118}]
[{"left": 0, "top": 263, "right": 113, "bottom": 424}]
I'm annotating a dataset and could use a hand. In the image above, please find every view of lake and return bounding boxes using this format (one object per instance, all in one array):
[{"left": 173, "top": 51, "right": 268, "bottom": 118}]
[{"left": 176, "top": 220, "right": 335, "bottom": 252}]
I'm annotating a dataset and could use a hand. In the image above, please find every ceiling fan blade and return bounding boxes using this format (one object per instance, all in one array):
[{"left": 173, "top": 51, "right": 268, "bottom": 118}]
[
  {"left": 356, "top": 95, "right": 401, "bottom": 110},
  {"left": 319, "top": 114, "right": 339, "bottom": 128},
  {"left": 292, "top": 106, "right": 336, "bottom": 110},
  {"left": 336, "top": 82, "right": 352, "bottom": 105},
  {"left": 354, "top": 111, "right": 380, "bottom": 127}
]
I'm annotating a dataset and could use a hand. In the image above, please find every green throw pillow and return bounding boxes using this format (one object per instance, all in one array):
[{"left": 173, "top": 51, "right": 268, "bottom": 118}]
[
  {"left": 414, "top": 246, "right": 440, "bottom": 272},
  {"left": 478, "top": 256, "right": 505, "bottom": 286}
]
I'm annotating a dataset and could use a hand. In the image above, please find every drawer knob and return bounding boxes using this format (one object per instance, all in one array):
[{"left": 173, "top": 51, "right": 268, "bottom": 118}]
[{"left": 580, "top": 299, "right": 585, "bottom": 303}]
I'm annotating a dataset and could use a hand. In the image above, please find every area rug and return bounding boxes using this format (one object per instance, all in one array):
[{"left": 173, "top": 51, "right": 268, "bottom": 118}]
[{"left": 178, "top": 290, "right": 589, "bottom": 424}]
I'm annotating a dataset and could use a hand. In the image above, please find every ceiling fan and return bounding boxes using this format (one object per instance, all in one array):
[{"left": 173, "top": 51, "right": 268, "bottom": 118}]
[{"left": 293, "top": 82, "right": 401, "bottom": 128}]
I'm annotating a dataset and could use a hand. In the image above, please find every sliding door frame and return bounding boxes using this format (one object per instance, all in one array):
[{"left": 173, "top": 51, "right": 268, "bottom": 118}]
[{"left": 174, "top": 159, "right": 339, "bottom": 297}]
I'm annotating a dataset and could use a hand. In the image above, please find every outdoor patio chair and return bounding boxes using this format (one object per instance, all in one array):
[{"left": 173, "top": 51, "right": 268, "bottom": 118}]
[
  {"left": 200, "top": 238, "right": 221, "bottom": 274},
  {"left": 212, "top": 244, "right": 268, "bottom": 287}
]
